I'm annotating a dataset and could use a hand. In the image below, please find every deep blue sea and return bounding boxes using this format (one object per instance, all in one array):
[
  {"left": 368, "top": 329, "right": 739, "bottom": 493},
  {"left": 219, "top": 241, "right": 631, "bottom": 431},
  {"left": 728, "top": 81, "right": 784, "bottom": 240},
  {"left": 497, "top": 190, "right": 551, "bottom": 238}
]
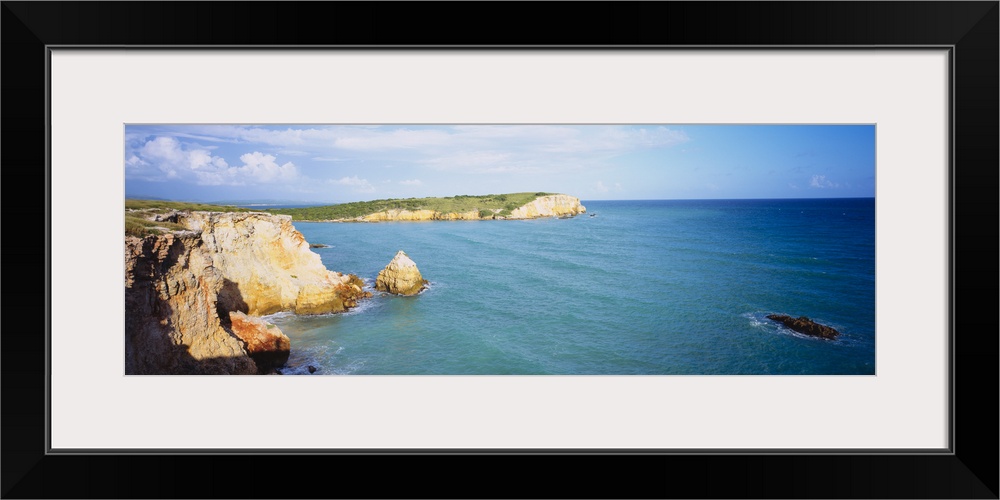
[{"left": 265, "top": 199, "right": 876, "bottom": 375}]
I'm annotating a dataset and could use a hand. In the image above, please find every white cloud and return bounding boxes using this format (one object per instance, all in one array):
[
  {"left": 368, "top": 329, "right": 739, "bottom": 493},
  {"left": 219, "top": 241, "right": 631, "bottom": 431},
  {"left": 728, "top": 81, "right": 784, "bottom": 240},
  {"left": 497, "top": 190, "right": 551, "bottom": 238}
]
[
  {"left": 332, "top": 128, "right": 452, "bottom": 150},
  {"left": 235, "top": 152, "right": 298, "bottom": 183},
  {"left": 125, "top": 155, "right": 145, "bottom": 168},
  {"left": 126, "top": 136, "right": 297, "bottom": 186},
  {"left": 329, "top": 176, "right": 375, "bottom": 193},
  {"left": 596, "top": 181, "right": 610, "bottom": 193},
  {"left": 128, "top": 125, "right": 693, "bottom": 183},
  {"left": 809, "top": 175, "right": 839, "bottom": 188},
  {"left": 399, "top": 179, "right": 422, "bottom": 186}
]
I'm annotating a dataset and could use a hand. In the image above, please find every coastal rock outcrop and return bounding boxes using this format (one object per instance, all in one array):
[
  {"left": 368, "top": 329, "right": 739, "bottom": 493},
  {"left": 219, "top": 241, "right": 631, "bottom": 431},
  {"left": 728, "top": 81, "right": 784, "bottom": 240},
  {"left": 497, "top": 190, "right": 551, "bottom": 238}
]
[
  {"left": 125, "top": 233, "right": 258, "bottom": 375},
  {"left": 375, "top": 250, "right": 428, "bottom": 295},
  {"left": 125, "top": 211, "right": 371, "bottom": 374},
  {"left": 181, "top": 211, "right": 367, "bottom": 315},
  {"left": 356, "top": 209, "right": 483, "bottom": 222},
  {"left": 330, "top": 194, "right": 586, "bottom": 222},
  {"left": 228, "top": 311, "right": 290, "bottom": 373},
  {"left": 507, "top": 195, "right": 586, "bottom": 219},
  {"left": 766, "top": 314, "right": 840, "bottom": 339}
]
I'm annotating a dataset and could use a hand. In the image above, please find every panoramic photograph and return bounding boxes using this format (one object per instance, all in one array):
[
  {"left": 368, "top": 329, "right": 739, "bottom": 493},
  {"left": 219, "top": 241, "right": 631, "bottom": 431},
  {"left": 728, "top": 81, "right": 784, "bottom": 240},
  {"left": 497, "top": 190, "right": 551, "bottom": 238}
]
[{"left": 124, "top": 124, "right": 876, "bottom": 375}]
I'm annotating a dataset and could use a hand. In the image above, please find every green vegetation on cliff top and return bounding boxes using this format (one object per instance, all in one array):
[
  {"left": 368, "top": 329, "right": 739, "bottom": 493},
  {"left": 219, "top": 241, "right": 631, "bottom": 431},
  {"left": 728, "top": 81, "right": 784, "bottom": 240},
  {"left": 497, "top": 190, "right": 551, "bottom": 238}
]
[
  {"left": 125, "top": 199, "right": 250, "bottom": 237},
  {"left": 125, "top": 199, "right": 251, "bottom": 213},
  {"left": 124, "top": 192, "right": 562, "bottom": 225},
  {"left": 266, "top": 192, "right": 555, "bottom": 221}
]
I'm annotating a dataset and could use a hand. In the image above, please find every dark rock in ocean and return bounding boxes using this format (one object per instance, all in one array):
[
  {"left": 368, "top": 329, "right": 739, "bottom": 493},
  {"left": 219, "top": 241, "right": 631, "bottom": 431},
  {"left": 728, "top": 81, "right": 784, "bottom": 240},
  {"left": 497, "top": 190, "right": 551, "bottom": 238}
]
[
  {"left": 309, "top": 243, "right": 330, "bottom": 248},
  {"left": 766, "top": 314, "right": 840, "bottom": 339},
  {"left": 308, "top": 365, "right": 318, "bottom": 374}
]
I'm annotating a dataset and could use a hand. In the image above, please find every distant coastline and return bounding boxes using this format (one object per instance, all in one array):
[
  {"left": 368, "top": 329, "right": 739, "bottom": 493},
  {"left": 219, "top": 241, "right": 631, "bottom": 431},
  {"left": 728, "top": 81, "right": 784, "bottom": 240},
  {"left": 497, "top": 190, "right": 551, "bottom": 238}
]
[{"left": 264, "top": 192, "right": 585, "bottom": 222}]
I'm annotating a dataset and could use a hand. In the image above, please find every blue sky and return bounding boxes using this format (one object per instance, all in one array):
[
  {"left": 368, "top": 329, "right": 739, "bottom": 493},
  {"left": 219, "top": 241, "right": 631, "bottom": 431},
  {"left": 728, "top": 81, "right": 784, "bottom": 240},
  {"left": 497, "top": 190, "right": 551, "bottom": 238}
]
[{"left": 124, "top": 124, "right": 875, "bottom": 203}]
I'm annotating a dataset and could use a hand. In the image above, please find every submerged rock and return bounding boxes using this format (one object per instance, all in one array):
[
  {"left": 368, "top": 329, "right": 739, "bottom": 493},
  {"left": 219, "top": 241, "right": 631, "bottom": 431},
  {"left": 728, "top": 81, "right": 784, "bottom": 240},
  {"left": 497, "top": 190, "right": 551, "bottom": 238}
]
[
  {"left": 375, "top": 250, "right": 428, "bottom": 295},
  {"left": 766, "top": 314, "right": 840, "bottom": 339}
]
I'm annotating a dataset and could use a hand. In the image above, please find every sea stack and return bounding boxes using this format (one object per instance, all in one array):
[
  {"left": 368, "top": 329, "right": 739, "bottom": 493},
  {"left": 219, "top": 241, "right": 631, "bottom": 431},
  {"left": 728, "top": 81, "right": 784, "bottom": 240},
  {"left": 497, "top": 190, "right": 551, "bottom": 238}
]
[{"left": 375, "top": 250, "right": 428, "bottom": 295}]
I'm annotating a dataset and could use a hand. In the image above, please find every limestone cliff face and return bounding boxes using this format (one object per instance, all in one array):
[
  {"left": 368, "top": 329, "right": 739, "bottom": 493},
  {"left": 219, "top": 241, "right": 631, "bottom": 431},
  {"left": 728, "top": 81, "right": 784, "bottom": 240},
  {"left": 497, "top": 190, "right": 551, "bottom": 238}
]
[
  {"left": 507, "top": 195, "right": 586, "bottom": 219},
  {"left": 354, "top": 209, "right": 481, "bottom": 222},
  {"left": 125, "top": 211, "right": 369, "bottom": 374},
  {"left": 336, "top": 195, "right": 585, "bottom": 222},
  {"left": 181, "top": 212, "right": 366, "bottom": 315},
  {"left": 375, "top": 250, "right": 428, "bottom": 295},
  {"left": 125, "top": 233, "right": 258, "bottom": 375}
]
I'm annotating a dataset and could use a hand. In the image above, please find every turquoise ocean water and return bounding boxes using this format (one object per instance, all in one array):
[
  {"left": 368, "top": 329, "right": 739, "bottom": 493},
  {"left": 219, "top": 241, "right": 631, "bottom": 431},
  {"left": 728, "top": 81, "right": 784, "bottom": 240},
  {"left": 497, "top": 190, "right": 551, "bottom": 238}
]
[{"left": 265, "top": 198, "right": 876, "bottom": 375}]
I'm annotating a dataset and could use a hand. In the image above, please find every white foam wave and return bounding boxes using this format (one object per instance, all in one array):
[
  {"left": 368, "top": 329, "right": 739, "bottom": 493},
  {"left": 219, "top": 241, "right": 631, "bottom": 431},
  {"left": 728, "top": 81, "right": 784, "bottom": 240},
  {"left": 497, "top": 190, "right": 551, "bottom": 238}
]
[{"left": 260, "top": 310, "right": 295, "bottom": 321}]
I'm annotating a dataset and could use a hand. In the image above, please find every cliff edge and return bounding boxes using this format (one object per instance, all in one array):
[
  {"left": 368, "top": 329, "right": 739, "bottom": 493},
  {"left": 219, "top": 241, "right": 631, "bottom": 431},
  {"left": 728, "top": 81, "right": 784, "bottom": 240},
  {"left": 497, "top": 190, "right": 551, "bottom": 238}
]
[
  {"left": 507, "top": 194, "right": 586, "bottom": 219},
  {"left": 125, "top": 211, "right": 369, "bottom": 374},
  {"left": 344, "top": 194, "right": 586, "bottom": 222}
]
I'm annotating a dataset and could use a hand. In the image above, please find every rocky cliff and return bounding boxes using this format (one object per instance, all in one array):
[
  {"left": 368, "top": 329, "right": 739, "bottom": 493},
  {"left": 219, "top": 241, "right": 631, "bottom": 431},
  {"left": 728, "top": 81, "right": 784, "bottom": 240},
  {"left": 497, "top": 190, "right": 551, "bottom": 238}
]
[
  {"left": 125, "top": 232, "right": 259, "bottom": 374},
  {"left": 338, "top": 195, "right": 585, "bottom": 222},
  {"left": 507, "top": 195, "right": 586, "bottom": 219},
  {"left": 357, "top": 209, "right": 482, "bottom": 222},
  {"left": 180, "top": 212, "right": 368, "bottom": 315},
  {"left": 125, "top": 211, "right": 369, "bottom": 374}
]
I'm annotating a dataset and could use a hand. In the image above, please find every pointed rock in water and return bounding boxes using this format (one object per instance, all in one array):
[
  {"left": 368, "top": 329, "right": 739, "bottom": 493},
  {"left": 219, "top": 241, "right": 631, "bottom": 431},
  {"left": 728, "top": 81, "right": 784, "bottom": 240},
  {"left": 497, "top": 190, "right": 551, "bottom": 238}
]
[
  {"left": 766, "top": 314, "right": 840, "bottom": 339},
  {"left": 375, "top": 250, "right": 428, "bottom": 296}
]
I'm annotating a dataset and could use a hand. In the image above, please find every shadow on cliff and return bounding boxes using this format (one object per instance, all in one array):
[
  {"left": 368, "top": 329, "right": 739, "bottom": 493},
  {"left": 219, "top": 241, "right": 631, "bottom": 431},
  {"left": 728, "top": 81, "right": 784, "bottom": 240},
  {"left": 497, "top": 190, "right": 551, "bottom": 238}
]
[
  {"left": 125, "top": 237, "right": 264, "bottom": 375},
  {"left": 217, "top": 278, "right": 249, "bottom": 317}
]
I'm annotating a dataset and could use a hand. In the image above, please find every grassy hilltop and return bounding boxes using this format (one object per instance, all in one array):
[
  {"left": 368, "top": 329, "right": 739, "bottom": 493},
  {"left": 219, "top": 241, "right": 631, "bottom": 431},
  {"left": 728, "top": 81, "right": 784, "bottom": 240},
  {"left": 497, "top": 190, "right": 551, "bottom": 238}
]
[
  {"left": 124, "top": 192, "right": 563, "bottom": 232},
  {"left": 125, "top": 199, "right": 251, "bottom": 236},
  {"left": 266, "top": 192, "right": 554, "bottom": 221}
]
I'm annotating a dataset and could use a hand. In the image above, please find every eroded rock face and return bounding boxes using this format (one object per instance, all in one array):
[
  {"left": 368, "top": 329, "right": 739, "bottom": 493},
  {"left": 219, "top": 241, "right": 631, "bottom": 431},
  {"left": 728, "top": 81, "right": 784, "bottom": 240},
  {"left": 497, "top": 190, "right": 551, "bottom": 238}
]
[
  {"left": 181, "top": 212, "right": 357, "bottom": 315},
  {"left": 332, "top": 195, "right": 586, "bottom": 222},
  {"left": 125, "top": 233, "right": 257, "bottom": 375},
  {"left": 507, "top": 195, "right": 586, "bottom": 219},
  {"left": 227, "top": 311, "right": 290, "bottom": 373},
  {"left": 375, "top": 250, "right": 428, "bottom": 295},
  {"left": 766, "top": 314, "right": 840, "bottom": 339},
  {"left": 356, "top": 209, "right": 483, "bottom": 222},
  {"left": 125, "top": 211, "right": 371, "bottom": 374}
]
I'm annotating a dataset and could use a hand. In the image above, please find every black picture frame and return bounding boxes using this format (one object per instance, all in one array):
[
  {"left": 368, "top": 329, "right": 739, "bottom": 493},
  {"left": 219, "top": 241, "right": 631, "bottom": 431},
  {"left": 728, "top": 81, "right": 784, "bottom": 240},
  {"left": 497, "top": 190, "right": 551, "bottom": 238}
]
[{"left": 3, "top": 2, "right": 996, "bottom": 498}]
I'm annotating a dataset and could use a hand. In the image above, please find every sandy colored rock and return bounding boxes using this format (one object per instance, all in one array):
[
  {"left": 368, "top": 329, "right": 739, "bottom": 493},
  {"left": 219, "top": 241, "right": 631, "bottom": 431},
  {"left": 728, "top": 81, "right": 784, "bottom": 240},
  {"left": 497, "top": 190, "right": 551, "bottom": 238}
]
[
  {"left": 125, "top": 233, "right": 257, "bottom": 375},
  {"left": 181, "top": 211, "right": 357, "bottom": 315},
  {"left": 507, "top": 195, "right": 586, "bottom": 219},
  {"left": 375, "top": 250, "right": 428, "bottom": 295},
  {"left": 125, "top": 211, "right": 372, "bottom": 374},
  {"left": 333, "top": 195, "right": 585, "bottom": 222},
  {"left": 228, "top": 311, "right": 290, "bottom": 373},
  {"left": 354, "top": 209, "right": 482, "bottom": 222}
]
